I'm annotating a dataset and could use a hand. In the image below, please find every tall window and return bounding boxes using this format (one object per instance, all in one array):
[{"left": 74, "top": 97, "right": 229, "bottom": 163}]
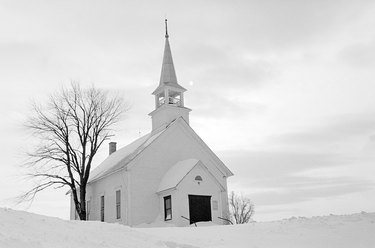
[
  {"left": 116, "top": 190, "right": 121, "bottom": 219},
  {"left": 100, "top": 195, "right": 105, "bottom": 222},
  {"left": 164, "top": 195, "right": 172, "bottom": 221},
  {"left": 86, "top": 200, "right": 90, "bottom": 220}
]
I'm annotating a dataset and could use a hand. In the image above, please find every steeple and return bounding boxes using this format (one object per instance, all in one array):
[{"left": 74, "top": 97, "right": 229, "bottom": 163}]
[
  {"left": 149, "top": 20, "right": 191, "bottom": 131},
  {"left": 154, "top": 19, "right": 186, "bottom": 93}
]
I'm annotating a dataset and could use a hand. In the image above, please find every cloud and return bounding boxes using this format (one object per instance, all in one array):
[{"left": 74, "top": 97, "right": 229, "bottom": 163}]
[
  {"left": 190, "top": 0, "right": 375, "bottom": 52},
  {"left": 220, "top": 116, "right": 375, "bottom": 207},
  {"left": 221, "top": 150, "right": 355, "bottom": 181},
  {"left": 250, "top": 177, "right": 374, "bottom": 206},
  {"left": 177, "top": 43, "right": 276, "bottom": 90},
  {"left": 0, "top": 42, "right": 45, "bottom": 68},
  {"left": 188, "top": 91, "right": 267, "bottom": 120},
  {"left": 337, "top": 40, "right": 375, "bottom": 67},
  {"left": 222, "top": 149, "right": 375, "bottom": 207},
  {"left": 267, "top": 113, "right": 375, "bottom": 150}
]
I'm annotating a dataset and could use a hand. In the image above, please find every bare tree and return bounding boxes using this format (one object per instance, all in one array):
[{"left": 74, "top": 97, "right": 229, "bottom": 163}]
[
  {"left": 22, "top": 83, "right": 127, "bottom": 220},
  {"left": 229, "top": 191, "right": 254, "bottom": 224}
]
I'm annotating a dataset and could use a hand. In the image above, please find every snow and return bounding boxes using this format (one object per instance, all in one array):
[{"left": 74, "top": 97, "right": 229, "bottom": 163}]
[
  {"left": 1, "top": 208, "right": 375, "bottom": 248},
  {"left": 88, "top": 128, "right": 165, "bottom": 182},
  {"left": 157, "top": 158, "right": 199, "bottom": 193},
  {"left": 139, "top": 213, "right": 375, "bottom": 248},
  {"left": 0, "top": 208, "right": 166, "bottom": 248}
]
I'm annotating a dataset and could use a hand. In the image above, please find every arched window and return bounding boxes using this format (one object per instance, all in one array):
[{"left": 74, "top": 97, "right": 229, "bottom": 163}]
[{"left": 195, "top": 175, "right": 203, "bottom": 181}]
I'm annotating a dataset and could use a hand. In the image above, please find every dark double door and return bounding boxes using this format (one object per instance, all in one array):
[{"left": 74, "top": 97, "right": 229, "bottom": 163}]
[{"left": 188, "top": 195, "right": 212, "bottom": 224}]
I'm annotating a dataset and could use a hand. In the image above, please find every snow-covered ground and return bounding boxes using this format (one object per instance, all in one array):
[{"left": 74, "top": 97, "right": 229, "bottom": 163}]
[{"left": 1, "top": 208, "right": 374, "bottom": 248}]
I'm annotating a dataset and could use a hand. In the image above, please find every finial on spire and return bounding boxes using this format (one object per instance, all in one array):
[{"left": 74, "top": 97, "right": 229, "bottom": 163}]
[{"left": 165, "top": 19, "right": 169, "bottom": 38}]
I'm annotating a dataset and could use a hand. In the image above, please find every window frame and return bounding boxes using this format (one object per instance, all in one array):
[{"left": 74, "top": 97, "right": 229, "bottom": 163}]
[
  {"left": 116, "top": 190, "right": 121, "bottom": 219},
  {"left": 100, "top": 195, "right": 105, "bottom": 222},
  {"left": 164, "top": 195, "right": 172, "bottom": 221}
]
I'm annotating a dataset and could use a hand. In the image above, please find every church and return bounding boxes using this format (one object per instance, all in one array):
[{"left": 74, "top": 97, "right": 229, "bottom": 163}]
[{"left": 70, "top": 21, "right": 234, "bottom": 227}]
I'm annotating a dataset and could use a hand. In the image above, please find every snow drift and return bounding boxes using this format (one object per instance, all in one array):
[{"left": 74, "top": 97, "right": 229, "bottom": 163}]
[{"left": 0, "top": 208, "right": 374, "bottom": 248}]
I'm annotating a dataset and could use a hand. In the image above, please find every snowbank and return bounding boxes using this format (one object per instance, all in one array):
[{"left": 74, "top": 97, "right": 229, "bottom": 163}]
[
  {"left": 0, "top": 208, "right": 170, "bottom": 248},
  {"left": 1, "top": 208, "right": 374, "bottom": 248}
]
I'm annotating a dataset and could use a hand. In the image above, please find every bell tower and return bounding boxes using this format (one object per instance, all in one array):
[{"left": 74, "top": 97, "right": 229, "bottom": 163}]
[{"left": 149, "top": 20, "right": 191, "bottom": 131}]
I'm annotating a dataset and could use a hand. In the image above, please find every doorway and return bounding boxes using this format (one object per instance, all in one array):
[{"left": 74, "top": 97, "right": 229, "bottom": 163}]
[{"left": 188, "top": 195, "right": 212, "bottom": 224}]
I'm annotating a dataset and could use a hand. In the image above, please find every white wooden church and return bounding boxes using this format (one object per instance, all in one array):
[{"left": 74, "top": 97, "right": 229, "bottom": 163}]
[{"left": 70, "top": 21, "right": 234, "bottom": 227}]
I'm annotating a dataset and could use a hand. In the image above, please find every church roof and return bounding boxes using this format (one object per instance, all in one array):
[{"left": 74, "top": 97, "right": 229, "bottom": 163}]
[
  {"left": 88, "top": 117, "right": 233, "bottom": 184},
  {"left": 88, "top": 128, "right": 166, "bottom": 183},
  {"left": 157, "top": 158, "right": 199, "bottom": 193}
]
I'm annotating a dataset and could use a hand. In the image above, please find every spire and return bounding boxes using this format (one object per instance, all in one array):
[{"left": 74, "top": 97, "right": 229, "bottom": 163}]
[{"left": 159, "top": 19, "right": 178, "bottom": 86}]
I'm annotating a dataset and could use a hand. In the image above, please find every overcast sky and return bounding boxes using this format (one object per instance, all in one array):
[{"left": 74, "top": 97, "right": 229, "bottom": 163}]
[{"left": 1, "top": 0, "right": 374, "bottom": 221}]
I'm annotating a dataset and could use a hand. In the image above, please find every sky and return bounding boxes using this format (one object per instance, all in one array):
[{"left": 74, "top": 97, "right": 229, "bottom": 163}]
[{"left": 0, "top": 0, "right": 375, "bottom": 221}]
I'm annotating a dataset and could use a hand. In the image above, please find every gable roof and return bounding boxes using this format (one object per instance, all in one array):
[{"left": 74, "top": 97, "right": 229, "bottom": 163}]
[
  {"left": 88, "top": 128, "right": 166, "bottom": 183},
  {"left": 157, "top": 159, "right": 199, "bottom": 193},
  {"left": 177, "top": 118, "right": 234, "bottom": 178},
  {"left": 157, "top": 159, "right": 226, "bottom": 194}
]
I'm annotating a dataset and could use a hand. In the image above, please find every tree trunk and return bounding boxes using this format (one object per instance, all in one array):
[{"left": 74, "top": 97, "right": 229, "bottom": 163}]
[{"left": 79, "top": 184, "right": 87, "bottom": 220}]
